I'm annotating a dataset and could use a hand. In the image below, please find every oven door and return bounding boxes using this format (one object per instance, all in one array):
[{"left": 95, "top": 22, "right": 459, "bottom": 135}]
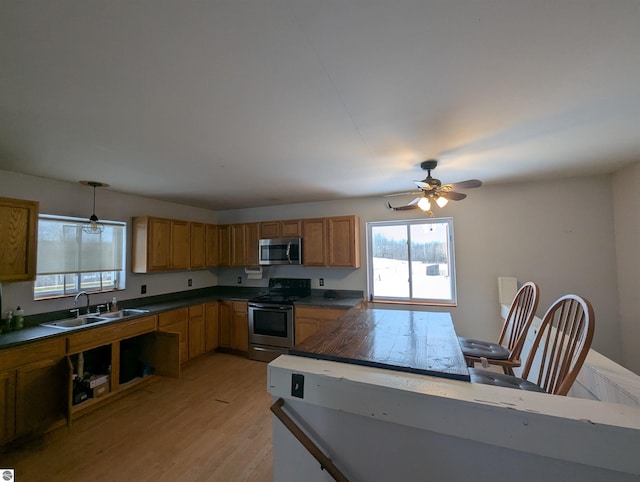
[{"left": 248, "top": 303, "right": 294, "bottom": 349}]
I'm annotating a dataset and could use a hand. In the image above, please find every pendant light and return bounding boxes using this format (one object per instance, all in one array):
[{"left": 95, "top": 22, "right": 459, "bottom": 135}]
[{"left": 80, "top": 181, "right": 109, "bottom": 234}]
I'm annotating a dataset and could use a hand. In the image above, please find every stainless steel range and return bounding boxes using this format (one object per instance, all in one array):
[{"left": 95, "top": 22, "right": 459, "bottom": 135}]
[{"left": 248, "top": 278, "right": 311, "bottom": 362}]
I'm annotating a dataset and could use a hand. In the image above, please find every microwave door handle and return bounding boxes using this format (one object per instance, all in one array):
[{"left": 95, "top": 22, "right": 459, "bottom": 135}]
[{"left": 286, "top": 241, "right": 291, "bottom": 264}]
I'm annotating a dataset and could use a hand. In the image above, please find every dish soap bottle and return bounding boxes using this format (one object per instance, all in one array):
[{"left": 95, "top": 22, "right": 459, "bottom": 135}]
[
  {"left": 111, "top": 297, "right": 118, "bottom": 312},
  {"left": 14, "top": 306, "right": 24, "bottom": 330}
]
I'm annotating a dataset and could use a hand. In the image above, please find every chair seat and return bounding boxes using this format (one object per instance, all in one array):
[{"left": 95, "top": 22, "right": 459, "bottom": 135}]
[
  {"left": 458, "top": 336, "right": 510, "bottom": 360},
  {"left": 469, "top": 368, "right": 545, "bottom": 392}
]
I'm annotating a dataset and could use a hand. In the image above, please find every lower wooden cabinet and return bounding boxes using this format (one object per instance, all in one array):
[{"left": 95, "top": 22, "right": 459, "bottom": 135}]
[
  {"left": 0, "top": 337, "right": 66, "bottom": 444},
  {"left": 218, "top": 300, "right": 248, "bottom": 352},
  {"left": 68, "top": 314, "right": 180, "bottom": 421},
  {"left": 205, "top": 302, "right": 219, "bottom": 352},
  {"left": 188, "top": 304, "right": 206, "bottom": 359},
  {"left": 159, "top": 309, "right": 189, "bottom": 364},
  {"left": 294, "top": 306, "right": 352, "bottom": 345}
]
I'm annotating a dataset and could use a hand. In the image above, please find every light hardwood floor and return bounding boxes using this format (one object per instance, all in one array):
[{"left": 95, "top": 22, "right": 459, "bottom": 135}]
[{"left": 2, "top": 353, "right": 274, "bottom": 482}]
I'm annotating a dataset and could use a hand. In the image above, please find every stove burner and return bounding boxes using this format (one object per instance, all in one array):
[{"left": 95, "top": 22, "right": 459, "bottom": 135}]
[{"left": 248, "top": 278, "right": 311, "bottom": 306}]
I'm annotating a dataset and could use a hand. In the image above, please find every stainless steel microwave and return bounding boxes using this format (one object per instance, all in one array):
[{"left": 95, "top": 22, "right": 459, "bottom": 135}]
[{"left": 259, "top": 237, "right": 302, "bottom": 265}]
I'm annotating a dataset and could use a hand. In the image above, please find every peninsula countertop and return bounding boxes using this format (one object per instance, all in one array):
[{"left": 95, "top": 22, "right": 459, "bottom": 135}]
[{"left": 290, "top": 307, "right": 470, "bottom": 381}]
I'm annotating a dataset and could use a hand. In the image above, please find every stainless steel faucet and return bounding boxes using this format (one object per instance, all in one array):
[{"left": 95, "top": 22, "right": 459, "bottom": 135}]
[{"left": 74, "top": 291, "right": 91, "bottom": 315}]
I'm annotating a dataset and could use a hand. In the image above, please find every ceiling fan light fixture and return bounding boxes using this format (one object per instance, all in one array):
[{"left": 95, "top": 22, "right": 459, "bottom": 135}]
[
  {"left": 80, "top": 180, "right": 109, "bottom": 235},
  {"left": 435, "top": 195, "right": 448, "bottom": 208},
  {"left": 418, "top": 197, "right": 431, "bottom": 211}
]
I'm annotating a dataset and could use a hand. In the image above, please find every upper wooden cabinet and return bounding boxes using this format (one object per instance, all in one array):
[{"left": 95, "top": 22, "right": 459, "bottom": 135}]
[
  {"left": 244, "top": 223, "right": 260, "bottom": 267},
  {"left": 302, "top": 215, "right": 360, "bottom": 268},
  {"left": 132, "top": 217, "right": 192, "bottom": 273},
  {"left": 327, "top": 216, "right": 360, "bottom": 268},
  {"left": 132, "top": 214, "right": 358, "bottom": 272},
  {"left": 132, "top": 217, "right": 170, "bottom": 272},
  {"left": 218, "top": 224, "right": 231, "bottom": 266},
  {"left": 230, "top": 224, "right": 245, "bottom": 267},
  {"left": 205, "top": 224, "right": 219, "bottom": 267},
  {"left": 259, "top": 219, "right": 301, "bottom": 239},
  {"left": 302, "top": 218, "right": 327, "bottom": 267},
  {"left": 0, "top": 197, "right": 39, "bottom": 282},
  {"left": 170, "top": 220, "right": 190, "bottom": 270},
  {"left": 190, "top": 222, "right": 206, "bottom": 269}
]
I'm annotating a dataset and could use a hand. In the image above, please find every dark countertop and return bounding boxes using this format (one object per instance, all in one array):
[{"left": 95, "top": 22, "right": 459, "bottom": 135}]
[
  {"left": 0, "top": 286, "right": 363, "bottom": 350},
  {"left": 290, "top": 308, "right": 470, "bottom": 382}
]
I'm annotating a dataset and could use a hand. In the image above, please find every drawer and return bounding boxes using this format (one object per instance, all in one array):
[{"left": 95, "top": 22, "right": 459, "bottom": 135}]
[
  {"left": 158, "top": 308, "right": 188, "bottom": 328},
  {"left": 0, "top": 337, "right": 66, "bottom": 371},
  {"left": 295, "top": 306, "right": 349, "bottom": 321},
  {"left": 232, "top": 301, "right": 247, "bottom": 313},
  {"left": 67, "top": 315, "right": 157, "bottom": 353}
]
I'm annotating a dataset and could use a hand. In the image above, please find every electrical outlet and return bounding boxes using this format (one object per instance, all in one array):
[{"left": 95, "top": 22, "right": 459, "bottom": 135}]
[
  {"left": 188, "top": 278, "right": 192, "bottom": 287},
  {"left": 291, "top": 374, "right": 304, "bottom": 398},
  {"left": 141, "top": 284, "right": 147, "bottom": 294},
  {"left": 319, "top": 278, "right": 324, "bottom": 286},
  {"left": 237, "top": 276, "right": 242, "bottom": 284}
]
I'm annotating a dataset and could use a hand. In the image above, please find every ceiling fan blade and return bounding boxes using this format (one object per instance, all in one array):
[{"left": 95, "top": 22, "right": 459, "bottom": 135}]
[
  {"left": 414, "top": 180, "right": 436, "bottom": 190},
  {"left": 441, "top": 191, "right": 467, "bottom": 201},
  {"left": 384, "top": 190, "right": 422, "bottom": 198},
  {"left": 445, "top": 179, "right": 483, "bottom": 190},
  {"left": 386, "top": 201, "right": 420, "bottom": 211}
]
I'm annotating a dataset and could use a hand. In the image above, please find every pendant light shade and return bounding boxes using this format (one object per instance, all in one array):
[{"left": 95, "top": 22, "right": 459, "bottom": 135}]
[{"left": 80, "top": 181, "right": 108, "bottom": 234}]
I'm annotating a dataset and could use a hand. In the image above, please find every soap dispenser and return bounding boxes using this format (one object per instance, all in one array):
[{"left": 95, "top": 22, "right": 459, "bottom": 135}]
[{"left": 111, "top": 297, "right": 118, "bottom": 312}]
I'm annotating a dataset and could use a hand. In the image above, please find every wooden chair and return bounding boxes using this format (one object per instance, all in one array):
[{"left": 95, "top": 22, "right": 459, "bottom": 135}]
[
  {"left": 470, "top": 294, "right": 595, "bottom": 395},
  {"left": 458, "top": 281, "right": 540, "bottom": 375}
]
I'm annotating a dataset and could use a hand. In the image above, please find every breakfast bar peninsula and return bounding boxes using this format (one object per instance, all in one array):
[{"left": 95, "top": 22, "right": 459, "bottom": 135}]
[{"left": 267, "top": 307, "right": 640, "bottom": 482}]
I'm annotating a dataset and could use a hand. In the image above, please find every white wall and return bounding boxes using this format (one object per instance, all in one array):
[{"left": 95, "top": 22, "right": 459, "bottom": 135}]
[
  {"left": 218, "top": 174, "right": 624, "bottom": 368},
  {"left": 612, "top": 163, "right": 640, "bottom": 375},
  {"left": 0, "top": 169, "right": 218, "bottom": 317}
]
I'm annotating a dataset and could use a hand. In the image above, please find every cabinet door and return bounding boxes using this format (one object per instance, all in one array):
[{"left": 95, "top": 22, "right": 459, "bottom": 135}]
[
  {"left": 205, "top": 302, "right": 219, "bottom": 351},
  {"left": 159, "top": 320, "right": 189, "bottom": 364},
  {"left": 205, "top": 224, "right": 219, "bottom": 267},
  {"left": 218, "top": 225, "right": 231, "bottom": 267},
  {"left": 188, "top": 305, "right": 206, "bottom": 359},
  {"left": 281, "top": 220, "right": 301, "bottom": 237},
  {"left": 170, "top": 220, "right": 190, "bottom": 270},
  {"left": 295, "top": 318, "right": 321, "bottom": 345},
  {"left": 0, "top": 197, "right": 39, "bottom": 282},
  {"left": 190, "top": 222, "right": 206, "bottom": 269},
  {"left": 230, "top": 224, "right": 245, "bottom": 266},
  {"left": 327, "top": 215, "right": 360, "bottom": 268},
  {"left": 259, "top": 221, "right": 280, "bottom": 239},
  {"left": 302, "top": 218, "right": 327, "bottom": 266},
  {"left": 218, "top": 301, "right": 233, "bottom": 348},
  {"left": 231, "top": 302, "right": 249, "bottom": 352},
  {"left": 147, "top": 217, "right": 171, "bottom": 271},
  {"left": 295, "top": 306, "right": 350, "bottom": 345},
  {"left": 244, "top": 223, "right": 260, "bottom": 267},
  {"left": 0, "top": 370, "right": 16, "bottom": 445},
  {"left": 15, "top": 358, "right": 66, "bottom": 436}
]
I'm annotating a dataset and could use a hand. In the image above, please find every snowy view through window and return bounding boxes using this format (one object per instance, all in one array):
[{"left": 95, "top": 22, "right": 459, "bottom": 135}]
[{"left": 369, "top": 219, "right": 455, "bottom": 303}]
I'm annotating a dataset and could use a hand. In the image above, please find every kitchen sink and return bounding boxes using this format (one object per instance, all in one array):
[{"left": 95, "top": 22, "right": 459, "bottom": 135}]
[
  {"left": 100, "top": 308, "right": 150, "bottom": 319},
  {"left": 41, "top": 308, "right": 150, "bottom": 330},
  {"left": 41, "top": 315, "right": 110, "bottom": 329}
]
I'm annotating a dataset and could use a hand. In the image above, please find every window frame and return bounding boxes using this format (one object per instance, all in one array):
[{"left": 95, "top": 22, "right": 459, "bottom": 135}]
[
  {"left": 366, "top": 217, "right": 457, "bottom": 306},
  {"left": 34, "top": 214, "right": 127, "bottom": 300}
]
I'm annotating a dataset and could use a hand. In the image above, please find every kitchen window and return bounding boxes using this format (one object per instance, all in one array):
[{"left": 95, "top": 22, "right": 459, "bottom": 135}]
[
  {"left": 34, "top": 215, "right": 126, "bottom": 300},
  {"left": 366, "top": 218, "right": 456, "bottom": 305}
]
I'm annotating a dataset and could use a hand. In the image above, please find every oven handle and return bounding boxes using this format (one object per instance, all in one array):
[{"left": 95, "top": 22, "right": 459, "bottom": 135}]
[{"left": 249, "top": 303, "right": 293, "bottom": 311}]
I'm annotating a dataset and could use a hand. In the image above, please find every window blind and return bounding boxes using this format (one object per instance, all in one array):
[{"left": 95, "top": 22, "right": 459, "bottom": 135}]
[{"left": 36, "top": 216, "right": 125, "bottom": 275}]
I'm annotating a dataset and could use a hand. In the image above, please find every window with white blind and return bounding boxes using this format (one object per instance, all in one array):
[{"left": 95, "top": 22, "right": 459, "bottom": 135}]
[{"left": 34, "top": 215, "right": 126, "bottom": 299}]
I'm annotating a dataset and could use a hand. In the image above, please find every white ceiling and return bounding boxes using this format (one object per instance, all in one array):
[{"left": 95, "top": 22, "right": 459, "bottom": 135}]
[{"left": 1, "top": 1, "right": 639, "bottom": 210}]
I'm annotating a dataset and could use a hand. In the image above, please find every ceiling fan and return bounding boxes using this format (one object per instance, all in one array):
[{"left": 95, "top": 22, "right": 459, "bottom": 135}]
[{"left": 385, "top": 160, "right": 482, "bottom": 212}]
